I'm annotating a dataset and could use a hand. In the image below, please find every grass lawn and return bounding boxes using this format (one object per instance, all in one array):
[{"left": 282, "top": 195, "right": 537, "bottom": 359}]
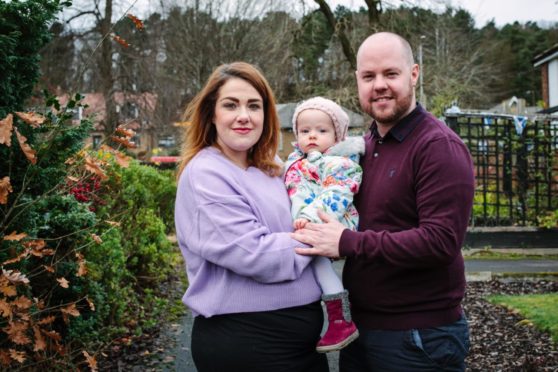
[{"left": 488, "top": 293, "right": 558, "bottom": 343}]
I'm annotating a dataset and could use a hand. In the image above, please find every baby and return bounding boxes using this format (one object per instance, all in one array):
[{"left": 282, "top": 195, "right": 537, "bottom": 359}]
[{"left": 284, "top": 97, "right": 364, "bottom": 353}]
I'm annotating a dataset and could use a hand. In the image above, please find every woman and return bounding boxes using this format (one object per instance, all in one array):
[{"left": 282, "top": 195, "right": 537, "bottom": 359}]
[{"left": 175, "top": 62, "right": 329, "bottom": 371}]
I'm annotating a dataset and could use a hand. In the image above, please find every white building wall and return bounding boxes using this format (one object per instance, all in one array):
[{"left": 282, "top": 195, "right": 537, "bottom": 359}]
[{"left": 549, "top": 59, "right": 558, "bottom": 107}]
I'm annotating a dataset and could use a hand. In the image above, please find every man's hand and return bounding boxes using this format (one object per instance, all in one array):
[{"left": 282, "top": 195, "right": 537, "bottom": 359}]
[{"left": 292, "top": 210, "right": 345, "bottom": 258}]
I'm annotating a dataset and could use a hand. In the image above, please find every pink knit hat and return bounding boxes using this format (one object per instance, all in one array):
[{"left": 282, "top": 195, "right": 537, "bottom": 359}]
[{"left": 292, "top": 97, "right": 349, "bottom": 142}]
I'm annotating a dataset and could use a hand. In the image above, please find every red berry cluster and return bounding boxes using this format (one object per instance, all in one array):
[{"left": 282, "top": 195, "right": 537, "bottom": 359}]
[{"left": 69, "top": 177, "right": 104, "bottom": 210}]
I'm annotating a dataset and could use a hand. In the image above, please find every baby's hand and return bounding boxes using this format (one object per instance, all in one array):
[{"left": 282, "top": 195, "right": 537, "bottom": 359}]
[{"left": 293, "top": 218, "right": 309, "bottom": 230}]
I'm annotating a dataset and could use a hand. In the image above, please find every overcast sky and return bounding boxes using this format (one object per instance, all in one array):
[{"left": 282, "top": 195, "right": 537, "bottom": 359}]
[
  {"left": 321, "top": 0, "right": 558, "bottom": 27},
  {"left": 107, "top": 0, "right": 558, "bottom": 28}
]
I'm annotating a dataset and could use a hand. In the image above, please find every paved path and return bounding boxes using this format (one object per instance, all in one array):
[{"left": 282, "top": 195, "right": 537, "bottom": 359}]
[
  {"left": 172, "top": 258, "right": 558, "bottom": 371},
  {"left": 464, "top": 259, "right": 558, "bottom": 273}
]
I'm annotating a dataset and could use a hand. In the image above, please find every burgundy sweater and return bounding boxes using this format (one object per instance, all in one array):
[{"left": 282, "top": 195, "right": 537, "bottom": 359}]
[{"left": 339, "top": 105, "right": 475, "bottom": 330}]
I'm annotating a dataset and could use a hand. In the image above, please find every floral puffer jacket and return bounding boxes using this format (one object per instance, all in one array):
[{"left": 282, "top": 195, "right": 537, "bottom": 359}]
[{"left": 284, "top": 137, "right": 365, "bottom": 230}]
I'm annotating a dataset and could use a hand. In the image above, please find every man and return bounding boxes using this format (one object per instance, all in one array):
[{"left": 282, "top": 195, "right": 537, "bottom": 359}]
[{"left": 293, "top": 32, "right": 475, "bottom": 371}]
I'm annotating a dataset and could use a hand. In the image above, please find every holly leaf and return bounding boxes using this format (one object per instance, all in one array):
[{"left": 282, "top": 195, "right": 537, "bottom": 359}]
[
  {"left": 0, "top": 177, "right": 13, "bottom": 205},
  {"left": 0, "top": 113, "right": 13, "bottom": 146},
  {"left": 15, "top": 112, "right": 45, "bottom": 128},
  {"left": 14, "top": 128, "right": 37, "bottom": 164}
]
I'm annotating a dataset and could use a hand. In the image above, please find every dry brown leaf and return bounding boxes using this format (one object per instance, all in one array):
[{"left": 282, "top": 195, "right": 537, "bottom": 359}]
[
  {"left": 23, "top": 240, "right": 45, "bottom": 250},
  {"left": 115, "top": 126, "right": 135, "bottom": 138},
  {"left": 15, "top": 112, "right": 45, "bottom": 128},
  {"left": 90, "top": 233, "right": 102, "bottom": 244},
  {"left": 32, "top": 325, "right": 46, "bottom": 352},
  {"left": 2, "top": 251, "right": 28, "bottom": 266},
  {"left": 25, "top": 239, "right": 53, "bottom": 257},
  {"left": 114, "top": 151, "right": 131, "bottom": 168},
  {"left": 83, "top": 350, "right": 98, "bottom": 372},
  {"left": 76, "top": 253, "right": 87, "bottom": 277},
  {"left": 14, "top": 128, "right": 37, "bottom": 164},
  {"left": 41, "top": 329, "right": 61, "bottom": 341},
  {"left": 43, "top": 265, "right": 55, "bottom": 273},
  {"left": 2, "top": 269, "right": 29, "bottom": 285},
  {"left": 12, "top": 296, "right": 32, "bottom": 310},
  {"left": 105, "top": 220, "right": 121, "bottom": 227},
  {"left": 0, "top": 349, "right": 11, "bottom": 366},
  {"left": 84, "top": 156, "right": 108, "bottom": 180},
  {"left": 4, "top": 321, "right": 31, "bottom": 345},
  {"left": 0, "top": 300, "right": 12, "bottom": 319},
  {"left": 111, "top": 135, "right": 137, "bottom": 148},
  {"left": 37, "top": 315, "right": 55, "bottom": 325},
  {"left": 8, "top": 348, "right": 26, "bottom": 363},
  {"left": 0, "top": 177, "right": 12, "bottom": 205},
  {"left": 56, "top": 277, "right": 69, "bottom": 288},
  {"left": 3, "top": 231, "right": 27, "bottom": 241},
  {"left": 85, "top": 297, "right": 95, "bottom": 311},
  {"left": 61, "top": 303, "right": 80, "bottom": 317},
  {"left": 67, "top": 175, "right": 80, "bottom": 183},
  {"left": 0, "top": 283, "right": 17, "bottom": 297},
  {"left": 0, "top": 114, "right": 13, "bottom": 147}
]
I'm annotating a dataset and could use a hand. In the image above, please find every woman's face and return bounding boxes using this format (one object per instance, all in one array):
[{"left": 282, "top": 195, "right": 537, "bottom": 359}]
[{"left": 213, "top": 77, "right": 264, "bottom": 168}]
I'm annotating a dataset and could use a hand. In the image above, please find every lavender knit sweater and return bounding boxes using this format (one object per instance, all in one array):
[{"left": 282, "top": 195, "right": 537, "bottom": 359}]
[{"left": 175, "top": 147, "right": 322, "bottom": 317}]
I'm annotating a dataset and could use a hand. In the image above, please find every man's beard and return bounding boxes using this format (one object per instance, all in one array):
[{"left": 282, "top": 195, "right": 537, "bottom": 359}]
[{"left": 365, "top": 84, "right": 414, "bottom": 126}]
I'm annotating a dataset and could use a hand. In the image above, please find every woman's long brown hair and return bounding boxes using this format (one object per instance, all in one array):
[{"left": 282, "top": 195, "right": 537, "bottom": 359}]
[{"left": 176, "top": 62, "right": 281, "bottom": 178}]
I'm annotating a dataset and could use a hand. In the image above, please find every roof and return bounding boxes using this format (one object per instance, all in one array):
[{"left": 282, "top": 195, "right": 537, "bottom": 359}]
[
  {"left": 276, "top": 102, "right": 367, "bottom": 130},
  {"left": 533, "top": 43, "right": 558, "bottom": 67},
  {"left": 537, "top": 105, "right": 558, "bottom": 114},
  {"left": 57, "top": 92, "right": 158, "bottom": 131}
]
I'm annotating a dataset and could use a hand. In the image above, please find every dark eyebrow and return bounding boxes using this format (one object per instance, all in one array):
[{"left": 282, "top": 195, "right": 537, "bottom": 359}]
[{"left": 219, "top": 97, "right": 262, "bottom": 103}]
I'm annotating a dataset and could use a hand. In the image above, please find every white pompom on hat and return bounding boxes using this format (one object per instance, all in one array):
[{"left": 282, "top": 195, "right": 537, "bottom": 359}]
[{"left": 292, "top": 97, "right": 350, "bottom": 142}]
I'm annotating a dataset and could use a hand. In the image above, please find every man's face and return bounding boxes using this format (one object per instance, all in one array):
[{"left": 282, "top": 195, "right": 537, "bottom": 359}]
[{"left": 355, "top": 37, "right": 419, "bottom": 129}]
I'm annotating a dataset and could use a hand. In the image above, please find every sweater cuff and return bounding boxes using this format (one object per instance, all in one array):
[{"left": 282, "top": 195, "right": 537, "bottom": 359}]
[{"left": 339, "top": 229, "right": 359, "bottom": 257}]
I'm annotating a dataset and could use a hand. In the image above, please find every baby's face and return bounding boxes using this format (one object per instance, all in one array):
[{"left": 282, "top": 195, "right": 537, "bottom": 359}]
[{"left": 296, "top": 109, "right": 336, "bottom": 154}]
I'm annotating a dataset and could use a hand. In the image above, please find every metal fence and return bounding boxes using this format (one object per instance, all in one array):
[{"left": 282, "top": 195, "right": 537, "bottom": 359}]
[{"left": 445, "top": 112, "right": 558, "bottom": 226}]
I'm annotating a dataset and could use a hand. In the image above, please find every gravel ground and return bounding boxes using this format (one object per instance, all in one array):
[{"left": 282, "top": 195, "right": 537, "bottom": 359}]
[{"left": 98, "top": 279, "right": 558, "bottom": 371}]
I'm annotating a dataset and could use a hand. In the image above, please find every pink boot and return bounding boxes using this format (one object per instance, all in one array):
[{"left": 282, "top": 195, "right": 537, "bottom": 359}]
[{"left": 316, "top": 290, "right": 359, "bottom": 353}]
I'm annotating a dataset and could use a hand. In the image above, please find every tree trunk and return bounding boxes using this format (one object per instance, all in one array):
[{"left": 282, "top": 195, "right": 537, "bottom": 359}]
[
  {"left": 313, "top": 0, "right": 356, "bottom": 70},
  {"left": 100, "top": 0, "right": 117, "bottom": 138}
]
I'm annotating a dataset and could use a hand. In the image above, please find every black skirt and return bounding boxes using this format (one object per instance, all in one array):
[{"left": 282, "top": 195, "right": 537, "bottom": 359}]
[{"left": 191, "top": 301, "right": 329, "bottom": 372}]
